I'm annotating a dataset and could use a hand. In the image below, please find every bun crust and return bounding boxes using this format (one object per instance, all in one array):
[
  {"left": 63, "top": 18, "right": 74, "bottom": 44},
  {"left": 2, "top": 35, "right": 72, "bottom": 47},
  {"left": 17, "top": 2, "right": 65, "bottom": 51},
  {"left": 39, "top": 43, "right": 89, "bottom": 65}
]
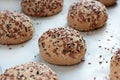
[
  {"left": 67, "top": 0, "right": 108, "bottom": 31},
  {"left": 0, "top": 10, "right": 34, "bottom": 45},
  {"left": 39, "top": 27, "right": 86, "bottom": 65},
  {"left": 21, "top": 0, "right": 63, "bottom": 17}
]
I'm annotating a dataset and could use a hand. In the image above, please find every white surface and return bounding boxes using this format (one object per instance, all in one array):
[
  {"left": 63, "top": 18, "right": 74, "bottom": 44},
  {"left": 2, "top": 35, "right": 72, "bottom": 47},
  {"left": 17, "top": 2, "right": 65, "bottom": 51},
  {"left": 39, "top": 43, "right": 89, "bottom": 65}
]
[{"left": 0, "top": 0, "right": 120, "bottom": 80}]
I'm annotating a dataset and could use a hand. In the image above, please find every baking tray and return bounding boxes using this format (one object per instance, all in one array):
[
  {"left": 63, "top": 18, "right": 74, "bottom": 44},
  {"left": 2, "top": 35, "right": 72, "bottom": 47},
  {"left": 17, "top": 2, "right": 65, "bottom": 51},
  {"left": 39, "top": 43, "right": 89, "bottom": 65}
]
[{"left": 0, "top": 0, "right": 120, "bottom": 80}]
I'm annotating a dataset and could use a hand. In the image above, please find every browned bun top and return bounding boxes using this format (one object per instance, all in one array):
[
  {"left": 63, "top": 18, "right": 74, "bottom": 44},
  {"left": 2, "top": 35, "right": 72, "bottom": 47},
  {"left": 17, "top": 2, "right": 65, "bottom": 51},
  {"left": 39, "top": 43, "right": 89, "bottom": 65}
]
[
  {"left": 0, "top": 62, "right": 58, "bottom": 80},
  {"left": 0, "top": 10, "right": 34, "bottom": 44},
  {"left": 39, "top": 27, "right": 86, "bottom": 58},
  {"left": 69, "top": 0, "right": 107, "bottom": 23},
  {"left": 21, "top": 0, "right": 63, "bottom": 17},
  {"left": 68, "top": 0, "right": 108, "bottom": 31}
]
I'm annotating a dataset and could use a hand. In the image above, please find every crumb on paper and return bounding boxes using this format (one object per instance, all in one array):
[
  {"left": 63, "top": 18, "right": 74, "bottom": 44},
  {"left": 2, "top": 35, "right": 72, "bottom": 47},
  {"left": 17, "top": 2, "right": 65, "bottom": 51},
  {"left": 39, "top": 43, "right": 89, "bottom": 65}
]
[
  {"left": 106, "top": 61, "right": 108, "bottom": 63},
  {"left": 99, "top": 46, "right": 102, "bottom": 48},
  {"left": 99, "top": 55, "right": 102, "bottom": 58},
  {"left": 110, "top": 35, "right": 113, "bottom": 38},
  {"left": 9, "top": 47, "right": 12, "bottom": 50},
  {"left": 99, "top": 61, "right": 102, "bottom": 64},
  {"left": 21, "top": 45, "right": 24, "bottom": 47},
  {"left": 103, "top": 58, "right": 105, "bottom": 60},
  {"left": 34, "top": 55, "right": 37, "bottom": 58},
  {"left": 36, "top": 22, "right": 39, "bottom": 25},
  {"left": 98, "top": 40, "right": 101, "bottom": 41},
  {"left": 107, "top": 39, "right": 111, "bottom": 41},
  {"left": 105, "top": 31, "right": 108, "bottom": 33},
  {"left": 94, "top": 77, "right": 96, "bottom": 80},
  {"left": 88, "top": 62, "right": 91, "bottom": 65}
]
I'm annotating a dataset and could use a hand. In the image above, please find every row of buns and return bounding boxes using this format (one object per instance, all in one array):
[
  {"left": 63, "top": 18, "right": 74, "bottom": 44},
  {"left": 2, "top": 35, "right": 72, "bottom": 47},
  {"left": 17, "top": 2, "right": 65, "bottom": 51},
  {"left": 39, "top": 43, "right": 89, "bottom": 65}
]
[{"left": 0, "top": 0, "right": 118, "bottom": 80}]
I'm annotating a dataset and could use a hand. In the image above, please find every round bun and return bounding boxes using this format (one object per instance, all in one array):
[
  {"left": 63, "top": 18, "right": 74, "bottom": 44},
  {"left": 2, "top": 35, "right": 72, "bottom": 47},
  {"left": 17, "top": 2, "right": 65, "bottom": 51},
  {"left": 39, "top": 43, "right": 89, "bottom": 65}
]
[
  {"left": 39, "top": 27, "right": 86, "bottom": 65},
  {"left": 110, "top": 49, "right": 120, "bottom": 80},
  {"left": 0, "top": 10, "right": 34, "bottom": 45},
  {"left": 21, "top": 0, "right": 63, "bottom": 17},
  {"left": 67, "top": 0, "right": 108, "bottom": 32},
  {"left": 97, "top": 0, "right": 116, "bottom": 6},
  {"left": 0, "top": 62, "right": 58, "bottom": 80}
]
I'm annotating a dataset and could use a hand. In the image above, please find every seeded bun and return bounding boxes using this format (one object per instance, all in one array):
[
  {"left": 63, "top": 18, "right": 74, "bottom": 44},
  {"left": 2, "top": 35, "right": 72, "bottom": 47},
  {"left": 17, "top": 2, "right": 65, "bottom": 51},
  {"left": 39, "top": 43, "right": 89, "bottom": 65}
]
[
  {"left": 97, "top": 0, "right": 116, "bottom": 6},
  {"left": 0, "top": 10, "right": 34, "bottom": 45},
  {"left": 67, "top": 0, "right": 108, "bottom": 32},
  {"left": 21, "top": 0, "right": 63, "bottom": 17},
  {"left": 110, "top": 49, "right": 120, "bottom": 80},
  {"left": 39, "top": 27, "right": 86, "bottom": 65},
  {"left": 0, "top": 62, "right": 58, "bottom": 80}
]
